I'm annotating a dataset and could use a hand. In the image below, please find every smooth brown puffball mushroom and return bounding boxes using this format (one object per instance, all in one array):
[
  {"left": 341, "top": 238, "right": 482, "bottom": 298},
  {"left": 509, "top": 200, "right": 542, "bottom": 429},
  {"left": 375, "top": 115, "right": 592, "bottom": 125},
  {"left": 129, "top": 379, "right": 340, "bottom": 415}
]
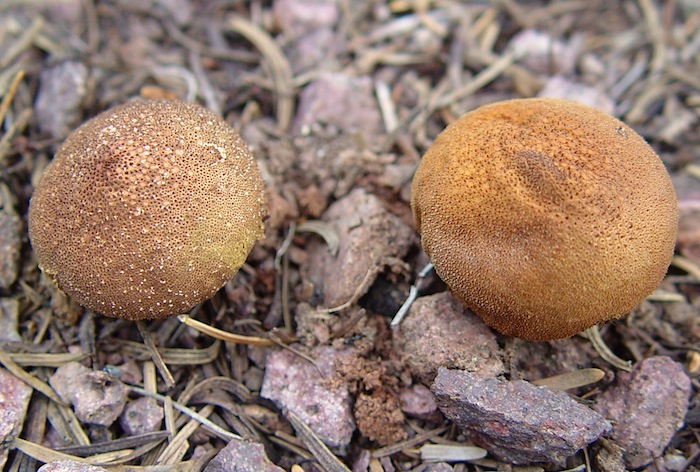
[
  {"left": 28, "top": 99, "right": 267, "bottom": 320},
  {"left": 411, "top": 98, "right": 678, "bottom": 341}
]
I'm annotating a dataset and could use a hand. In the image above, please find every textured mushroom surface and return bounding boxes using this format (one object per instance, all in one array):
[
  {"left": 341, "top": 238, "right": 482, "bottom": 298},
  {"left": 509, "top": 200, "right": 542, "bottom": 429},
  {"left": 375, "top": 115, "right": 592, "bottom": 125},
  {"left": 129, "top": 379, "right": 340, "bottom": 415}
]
[
  {"left": 28, "top": 99, "right": 267, "bottom": 320},
  {"left": 411, "top": 98, "right": 678, "bottom": 340}
]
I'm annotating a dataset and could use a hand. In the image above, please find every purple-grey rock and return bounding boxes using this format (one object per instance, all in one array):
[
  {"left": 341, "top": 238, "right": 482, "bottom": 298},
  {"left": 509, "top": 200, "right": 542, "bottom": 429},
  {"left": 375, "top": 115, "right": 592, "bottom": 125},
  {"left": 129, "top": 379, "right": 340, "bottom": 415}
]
[
  {"left": 293, "top": 72, "right": 383, "bottom": 147},
  {"left": 261, "top": 346, "right": 355, "bottom": 449},
  {"left": 49, "top": 362, "right": 128, "bottom": 426},
  {"left": 0, "top": 212, "right": 22, "bottom": 289},
  {"left": 273, "top": 0, "right": 339, "bottom": 37},
  {"left": 0, "top": 298, "right": 21, "bottom": 342},
  {"left": 399, "top": 384, "right": 438, "bottom": 418},
  {"left": 301, "top": 188, "right": 416, "bottom": 308},
  {"left": 35, "top": 61, "right": 88, "bottom": 140},
  {"left": 0, "top": 368, "right": 33, "bottom": 469},
  {"left": 594, "top": 356, "right": 691, "bottom": 469},
  {"left": 119, "top": 397, "right": 164, "bottom": 435},
  {"left": 38, "top": 461, "right": 107, "bottom": 472},
  {"left": 203, "top": 438, "right": 284, "bottom": 472},
  {"left": 432, "top": 368, "right": 611, "bottom": 464},
  {"left": 393, "top": 292, "right": 504, "bottom": 383}
]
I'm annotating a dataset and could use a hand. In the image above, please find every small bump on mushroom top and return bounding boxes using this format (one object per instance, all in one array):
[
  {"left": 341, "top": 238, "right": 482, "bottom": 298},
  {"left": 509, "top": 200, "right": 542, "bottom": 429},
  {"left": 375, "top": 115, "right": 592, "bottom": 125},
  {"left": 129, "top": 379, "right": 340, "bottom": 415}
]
[
  {"left": 411, "top": 98, "right": 678, "bottom": 340},
  {"left": 28, "top": 99, "right": 268, "bottom": 320}
]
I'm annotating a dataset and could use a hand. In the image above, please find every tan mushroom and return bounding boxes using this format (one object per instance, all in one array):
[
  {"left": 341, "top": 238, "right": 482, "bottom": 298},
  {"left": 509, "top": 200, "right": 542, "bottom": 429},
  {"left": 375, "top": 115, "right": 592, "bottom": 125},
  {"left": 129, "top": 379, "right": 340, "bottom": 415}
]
[
  {"left": 28, "top": 99, "right": 267, "bottom": 320},
  {"left": 411, "top": 98, "right": 678, "bottom": 340}
]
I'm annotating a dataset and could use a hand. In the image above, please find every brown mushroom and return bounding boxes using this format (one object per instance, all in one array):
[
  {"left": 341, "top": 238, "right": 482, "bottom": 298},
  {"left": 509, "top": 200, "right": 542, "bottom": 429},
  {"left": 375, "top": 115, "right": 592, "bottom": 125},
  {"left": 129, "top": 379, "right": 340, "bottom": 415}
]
[
  {"left": 28, "top": 99, "right": 267, "bottom": 320},
  {"left": 411, "top": 98, "right": 678, "bottom": 340}
]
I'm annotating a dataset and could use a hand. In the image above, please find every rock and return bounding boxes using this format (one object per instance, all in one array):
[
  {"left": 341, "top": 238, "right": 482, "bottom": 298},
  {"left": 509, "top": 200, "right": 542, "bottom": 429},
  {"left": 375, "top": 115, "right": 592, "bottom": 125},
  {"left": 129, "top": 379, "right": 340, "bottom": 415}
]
[
  {"left": 49, "top": 362, "right": 128, "bottom": 426},
  {"left": 293, "top": 72, "right": 384, "bottom": 148},
  {"left": 35, "top": 61, "right": 88, "bottom": 140},
  {"left": 509, "top": 29, "right": 580, "bottom": 75},
  {"left": 203, "top": 438, "right": 284, "bottom": 472},
  {"left": 301, "top": 188, "right": 416, "bottom": 308},
  {"left": 393, "top": 292, "right": 504, "bottom": 384},
  {"left": 119, "top": 397, "right": 164, "bottom": 435},
  {"left": 594, "top": 356, "right": 691, "bottom": 469},
  {"left": 538, "top": 76, "right": 615, "bottom": 114},
  {"left": 273, "top": 0, "right": 339, "bottom": 38},
  {"left": 260, "top": 346, "right": 355, "bottom": 449},
  {"left": 0, "top": 368, "right": 33, "bottom": 469},
  {"left": 0, "top": 298, "right": 21, "bottom": 342},
  {"left": 399, "top": 384, "right": 438, "bottom": 418},
  {"left": 0, "top": 212, "right": 22, "bottom": 289},
  {"left": 432, "top": 368, "right": 611, "bottom": 464},
  {"left": 38, "top": 461, "right": 107, "bottom": 472}
]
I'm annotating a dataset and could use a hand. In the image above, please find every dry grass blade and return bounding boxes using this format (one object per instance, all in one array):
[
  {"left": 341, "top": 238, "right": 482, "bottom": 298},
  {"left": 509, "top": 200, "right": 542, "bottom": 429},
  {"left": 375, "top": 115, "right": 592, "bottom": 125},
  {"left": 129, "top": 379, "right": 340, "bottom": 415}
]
[
  {"left": 0, "top": 350, "right": 65, "bottom": 405},
  {"left": 12, "top": 437, "right": 89, "bottom": 465},
  {"left": 531, "top": 368, "right": 606, "bottom": 391},
  {"left": 419, "top": 444, "right": 488, "bottom": 462},
  {"left": 56, "top": 431, "right": 170, "bottom": 456},
  {"left": 6, "top": 352, "right": 89, "bottom": 367},
  {"left": 286, "top": 410, "right": 351, "bottom": 472},
  {"left": 177, "top": 376, "right": 251, "bottom": 404},
  {"left": 296, "top": 221, "right": 340, "bottom": 256},
  {"left": 112, "top": 339, "right": 221, "bottom": 365},
  {"left": 582, "top": 326, "right": 632, "bottom": 372},
  {"left": 136, "top": 321, "right": 175, "bottom": 389},
  {"left": 0, "top": 69, "right": 23, "bottom": 124},
  {"left": 0, "top": 16, "right": 44, "bottom": 68},
  {"left": 225, "top": 14, "right": 295, "bottom": 131},
  {"left": 178, "top": 315, "right": 274, "bottom": 346},
  {"left": 129, "top": 386, "right": 240, "bottom": 442},
  {"left": 672, "top": 255, "right": 700, "bottom": 281},
  {"left": 372, "top": 425, "right": 449, "bottom": 458},
  {"left": 47, "top": 401, "right": 91, "bottom": 446},
  {"left": 157, "top": 404, "right": 215, "bottom": 465}
]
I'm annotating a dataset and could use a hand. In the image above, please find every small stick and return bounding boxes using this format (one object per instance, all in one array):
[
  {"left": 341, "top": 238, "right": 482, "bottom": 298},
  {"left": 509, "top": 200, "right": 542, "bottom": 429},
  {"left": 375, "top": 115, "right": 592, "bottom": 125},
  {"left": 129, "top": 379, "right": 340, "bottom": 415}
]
[
  {"left": 583, "top": 325, "right": 632, "bottom": 372},
  {"left": 391, "top": 262, "right": 434, "bottom": 328},
  {"left": 136, "top": 321, "right": 175, "bottom": 389}
]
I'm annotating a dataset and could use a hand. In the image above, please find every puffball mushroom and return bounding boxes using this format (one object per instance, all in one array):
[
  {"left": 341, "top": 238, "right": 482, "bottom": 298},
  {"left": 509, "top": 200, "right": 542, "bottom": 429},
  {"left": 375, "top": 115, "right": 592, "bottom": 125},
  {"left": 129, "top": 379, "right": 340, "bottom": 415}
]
[
  {"left": 411, "top": 98, "right": 678, "bottom": 341},
  {"left": 28, "top": 99, "right": 267, "bottom": 320}
]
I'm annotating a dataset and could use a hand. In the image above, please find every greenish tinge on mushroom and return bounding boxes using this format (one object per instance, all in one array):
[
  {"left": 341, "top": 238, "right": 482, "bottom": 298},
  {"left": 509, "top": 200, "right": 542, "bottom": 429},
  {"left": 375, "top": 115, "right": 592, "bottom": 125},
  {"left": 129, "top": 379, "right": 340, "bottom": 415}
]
[{"left": 28, "top": 99, "right": 268, "bottom": 320}]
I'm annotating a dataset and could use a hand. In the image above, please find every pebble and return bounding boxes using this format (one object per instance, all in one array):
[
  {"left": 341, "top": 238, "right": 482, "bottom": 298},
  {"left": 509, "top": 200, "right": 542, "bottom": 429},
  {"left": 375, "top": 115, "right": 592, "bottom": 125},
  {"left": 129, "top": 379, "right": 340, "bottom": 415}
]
[
  {"left": 35, "top": 61, "right": 88, "bottom": 140},
  {"left": 0, "top": 368, "right": 33, "bottom": 469},
  {"left": 537, "top": 76, "right": 615, "bottom": 114},
  {"left": 38, "top": 461, "right": 107, "bottom": 472},
  {"left": 301, "top": 188, "right": 416, "bottom": 308},
  {"left": 393, "top": 292, "right": 504, "bottom": 383},
  {"left": 261, "top": 346, "right": 355, "bottom": 449},
  {"left": 119, "top": 397, "right": 164, "bottom": 435},
  {"left": 273, "top": 0, "right": 339, "bottom": 38},
  {"left": 293, "top": 72, "right": 384, "bottom": 147},
  {"left": 0, "top": 298, "right": 21, "bottom": 342},
  {"left": 594, "top": 356, "right": 691, "bottom": 469},
  {"left": 432, "top": 368, "right": 611, "bottom": 464},
  {"left": 203, "top": 438, "right": 284, "bottom": 472},
  {"left": 399, "top": 384, "right": 438, "bottom": 418},
  {"left": 0, "top": 212, "right": 22, "bottom": 290},
  {"left": 49, "top": 362, "right": 128, "bottom": 426}
]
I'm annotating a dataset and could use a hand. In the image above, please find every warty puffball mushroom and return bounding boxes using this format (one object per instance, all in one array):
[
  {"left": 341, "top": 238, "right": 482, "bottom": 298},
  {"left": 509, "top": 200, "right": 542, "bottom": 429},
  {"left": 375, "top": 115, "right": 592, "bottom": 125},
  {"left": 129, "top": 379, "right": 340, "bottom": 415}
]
[
  {"left": 411, "top": 98, "right": 678, "bottom": 341},
  {"left": 28, "top": 99, "right": 268, "bottom": 320}
]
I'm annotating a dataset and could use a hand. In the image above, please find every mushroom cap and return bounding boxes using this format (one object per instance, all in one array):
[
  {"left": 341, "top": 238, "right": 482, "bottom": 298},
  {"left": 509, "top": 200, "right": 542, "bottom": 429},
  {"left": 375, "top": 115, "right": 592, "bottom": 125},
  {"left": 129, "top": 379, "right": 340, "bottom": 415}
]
[
  {"left": 411, "top": 98, "right": 678, "bottom": 340},
  {"left": 28, "top": 99, "right": 267, "bottom": 320}
]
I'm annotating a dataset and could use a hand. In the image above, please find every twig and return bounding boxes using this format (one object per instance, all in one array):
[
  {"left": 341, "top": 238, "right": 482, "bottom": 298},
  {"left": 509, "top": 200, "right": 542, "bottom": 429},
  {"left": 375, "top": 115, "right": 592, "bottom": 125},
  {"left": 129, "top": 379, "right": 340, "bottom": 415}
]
[{"left": 136, "top": 321, "right": 175, "bottom": 389}]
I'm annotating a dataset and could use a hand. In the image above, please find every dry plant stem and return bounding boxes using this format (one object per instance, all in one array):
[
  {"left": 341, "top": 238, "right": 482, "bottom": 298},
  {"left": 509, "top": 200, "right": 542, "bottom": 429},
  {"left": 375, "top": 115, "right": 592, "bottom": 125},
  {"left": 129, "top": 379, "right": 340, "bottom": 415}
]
[
  {"left": 136, "top": 321, "right": 175, "bottom": 389},
  {"left": 274, "top": 221, "right": 297, "bottom": 331},
  {"left": 0, "top": 69, "right": 23, "bottom": 125},
  {"left": 0, "top": 350, "right": 66, "bottom": 405},
  {"left": 672, "top": 255, "right": 700, "bottom": 280},
  {"left": 286, "top": 410, "right": 352, "bottom": 472},
  {"left": 129, "top": 386, "right": 240, "bottom": 442},
  {"left": 226, "top": 14, "right": 294, "bottom": 131},
  {"left": 584, "top": 325, "right": 633, "bottom": 372},
  {"left": 372, "top": 425, "right": 450, "bottom": 458},
  {"left": 391, "top": 262, "right": 434, "bottom": 328},
  {"left": 178, "top": 315, "right": 274, "bottom": 346},
  {"left": 531, "top": 368, "right": 605, "bottom": 391}
]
